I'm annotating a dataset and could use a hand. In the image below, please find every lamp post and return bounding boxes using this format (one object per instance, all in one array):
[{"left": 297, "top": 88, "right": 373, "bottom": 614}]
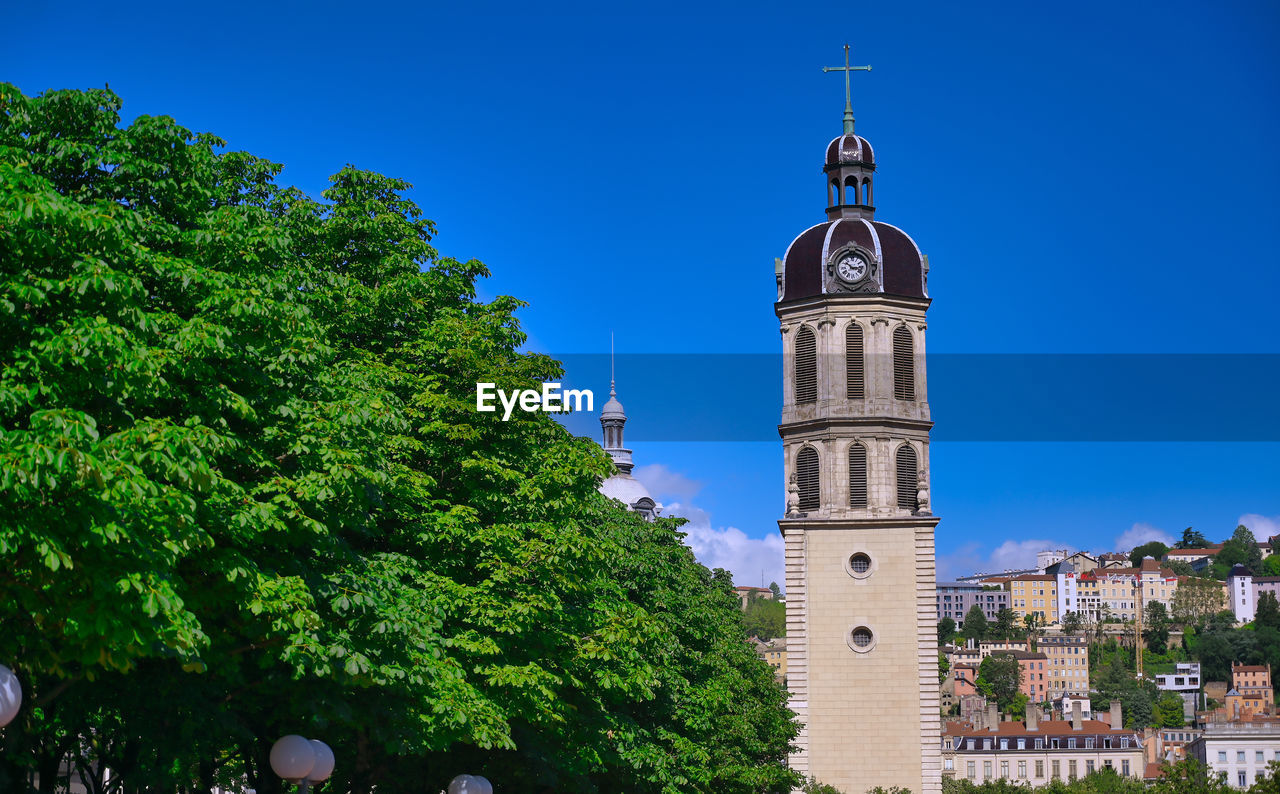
[
  {"left": 270, "top": 735, "right": 335, "bottom": 793},
  {"left": 448, "top": 774, "right": 493, "bottom": 794},
  {"left": 0, "top": 665, "right": 21, "bottom": 728}
]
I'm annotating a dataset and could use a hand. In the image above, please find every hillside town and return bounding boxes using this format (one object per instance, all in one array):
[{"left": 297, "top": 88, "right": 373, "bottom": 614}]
[{"left": 745, "top": 524, "right": 1280, "bottom": 789}]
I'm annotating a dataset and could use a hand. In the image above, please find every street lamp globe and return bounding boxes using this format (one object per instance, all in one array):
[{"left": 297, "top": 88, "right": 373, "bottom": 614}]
[
  {"left": 448, "top": 774, "right": 492, "bottom": 794},
  {"left": 270, "top": 734, "right": 316, "bottom": 781},
  {"left": 307, "top": 739, "right": 335, "bottom": 782},
  {"left": 0, "top": 665, "right": 21, "bottom": 728}
]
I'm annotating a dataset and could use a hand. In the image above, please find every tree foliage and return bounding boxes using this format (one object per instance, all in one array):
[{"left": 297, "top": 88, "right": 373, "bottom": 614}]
[
  {"left": 1061, "top": 611, "right": 1085, "bottom": 636},
  {"left": 976, "top": 653, "right": 1022, "bottom": 711},
  {"left": 991, "top": 608, "right": 1019, "bottom": 641},
  {"left": 1144, "top": 601, "right": 1171, "bottom": 654},
  {"left": 1217, "top": 524, "right": 1264, "bottom": 575},
  {"left": 743, "top": 593, "right": 786, "bottom": 641},
  {"left": 938, "top": 617, "right": 957, "bottom": 645},
  {"left": 0, "top": 84, "right": 798, "bottom": 793},
  {"left": 1129, "top": 540, "right": 1169, "bottom": 566},
  {"left": 962, "top": 605, "right": 988, "bottom": 644},
  {"left": 1175, "top": 527, "right": 1208, "bottom": 550},
  {"left": 1171, "top": 576, "right": 1226, "bottom": 627}
]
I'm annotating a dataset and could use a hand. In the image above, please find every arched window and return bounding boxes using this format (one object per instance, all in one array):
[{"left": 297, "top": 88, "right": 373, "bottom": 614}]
[
  {"left": 896, "top": 444, "right": 918, "bottom": 510},
  {"left": 893, "top": 325, "right": 915, "bottom": 400},
  {"left": 797, "top": 446, "right": 820, "bottom": 511},
  {"left": 829, "top": 179, "right": 839, "bottom": 207},
  {"left": 849, "top": 443, "right": 868, "bottom": 508},
  {"left": 794, "top": 326, "right": 817, "bottom": 404},
  {"left": 845, "top": 323, "right": 864, "bottom": 399},
  {"left": 844, "top": 176, "right": 859, "bottom": 205},
  {"left": 863, "top": 176, "right": 872, "bottom": 206}
]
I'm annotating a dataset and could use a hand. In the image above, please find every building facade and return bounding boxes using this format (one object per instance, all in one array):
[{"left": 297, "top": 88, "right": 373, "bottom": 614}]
[
  {"left": 1187, "top": 718, "right": 1280, "bottom": 789},
  {"left": 1007, "top": 575, "right": 1058, "bottom": 624},
  {"left": 777, "top": 54, "right": 940, "bottom": 792},
  {"left": 942, "top": 702, "right": 1143, "bottom": 785},
  {"left": 938, "top": 582, "right": 1009, "bottom": 625},
  {"left": 1039, "top": 635, "right": 1090, "bottom": 696}
]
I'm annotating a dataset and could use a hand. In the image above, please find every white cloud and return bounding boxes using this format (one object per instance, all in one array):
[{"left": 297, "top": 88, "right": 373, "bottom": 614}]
[
  {"left": 1239, "top": 514, "right": 1280, "bottom": 541},
  {"left": 937, "top": 539, "right": 1075, "bottom": 581},
  {"left": 1114, "top": 523, "right": 1175, "bottom": 552},
  {"left": 632, "top": 464, "right": 784, "bottom": 590},
  {"left": 668, "top": 501, "right": 786, "bottom": 591},
  {"left": 632, "top": 463, "right": 703, "bottom": 503}
]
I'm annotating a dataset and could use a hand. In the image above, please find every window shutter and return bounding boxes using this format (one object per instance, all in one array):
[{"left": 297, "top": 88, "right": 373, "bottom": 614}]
[
  {"left": 846, "top": 324, "right": 864, "bottom": 399},
  {"left": 893, "top": 326, "right": 915, "bottom": 400},
  {"left": 849, "top": 443, "right": 868, "bottom": 508},
  {"left": 797, "top": 447, "right": 820, "bottom": 511},
  {"left": 795, "top": 326, "right": 817, "bottom": 404},
  {"left": 896, "top": 445, "right": 918, "bottom": 510}
]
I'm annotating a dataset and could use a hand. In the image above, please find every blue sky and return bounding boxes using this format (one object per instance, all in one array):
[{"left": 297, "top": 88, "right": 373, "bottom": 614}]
[{"left": 7, "top": 0, "right": 1278, "bottom": 586}]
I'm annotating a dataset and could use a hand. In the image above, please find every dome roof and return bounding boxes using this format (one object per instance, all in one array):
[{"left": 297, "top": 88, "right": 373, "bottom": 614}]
[
  {"left": 826, "top": 134, "right": 875, "bottom": 167},
  {"left": 600, "top": 472, "right": 653, "bottom": 507},
  {"left": 779, "top": 217, "right": 927, "bottom": 302},
  {"left": 601, "top": 391, "right": 625, "bottom": 419}
]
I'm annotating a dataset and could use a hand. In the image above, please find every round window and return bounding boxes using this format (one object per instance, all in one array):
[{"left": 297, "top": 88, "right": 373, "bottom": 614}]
[
  {"left": 847, "top": 626, "right": 876, "bottom": 653},
  {"left": 849, "top": 553, "right": 871, "bottom": 574}
]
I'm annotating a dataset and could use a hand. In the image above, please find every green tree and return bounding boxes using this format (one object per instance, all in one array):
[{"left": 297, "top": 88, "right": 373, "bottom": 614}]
[
  {"left": 1061, "top": 610, "right": 1085, "bottom": 635},
  {"left": 743, "top": 593, "right": 787, "bottom": 641},
  {"left": 1164, "top": 559, "right": 1195, "bottom": 576},
  {"left": 1130, "top": 540, "right": 1170, "bottom": 566},
  {"left": 976, "top": 653, "right": 1022, "bottom": 711},
  {"left": 1155, "top": 692, "right": 1186, "bottom": 728},
  {"left": 939, "top": 652, "right": 950, "bottom": 684},
  {"left": 769, "top": 581, "right": 782, "bottom": 599},
  {"left": 938, "top": 617, "right": 957, "bottom": 645},
  {"left": 992, "top": 608, "right": 1019, "bottom": 641},
  {"left": 1263, "top": 556, "right": 1280, "bottom": 577},
  {"left": 1218, "top": 524, "right": 1264, "bottom": 575},
  {"left": 1145, "top": 601, "right": 1172, "bottom": 654},
  {"left": 1256, "top": 591, "right": 1280, "bottom": 630},
  {"left": 1171, "top": 576, "right": 1226, "bottom": 627},
  {"left": 1175, "top": 527, "right": 1209, "bottom": 550},
  {"left": 962, "top": 605, "right": 989, "bottom": 644},
  {"left": 0, "top": 84, "right": 800, "bottom": 794}
]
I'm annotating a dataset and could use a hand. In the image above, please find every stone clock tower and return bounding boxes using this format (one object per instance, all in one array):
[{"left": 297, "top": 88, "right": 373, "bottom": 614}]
[{"left": 776, "top": 49, "right": 941, "bottom": 794}]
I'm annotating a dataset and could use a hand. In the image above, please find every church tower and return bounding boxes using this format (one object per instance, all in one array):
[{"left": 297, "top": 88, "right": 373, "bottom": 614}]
[{"left": 776, "top": 47, "right": 941, "bottom": 793}]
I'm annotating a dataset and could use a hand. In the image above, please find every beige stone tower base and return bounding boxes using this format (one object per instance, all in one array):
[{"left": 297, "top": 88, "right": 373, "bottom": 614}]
[{"left": 782, "top": 517, "right": 941, "bottom": 793}]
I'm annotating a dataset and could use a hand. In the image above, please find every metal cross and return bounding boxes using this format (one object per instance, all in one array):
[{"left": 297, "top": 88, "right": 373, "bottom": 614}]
[{"left": 823, "top": 44, "right": 871, "bottom": 135}]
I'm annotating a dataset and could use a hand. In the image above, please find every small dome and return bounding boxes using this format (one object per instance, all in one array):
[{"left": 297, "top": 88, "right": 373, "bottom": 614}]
[
  {"left": 601, "top": 472, "right": 654, "bottom": 508},
  {"left": 601, "top": 392, "right": 625, "bottom": 418},
  {"left": 779, "top": 217, "right": 927, "bottom": 302},
  {"left": 826, "top": 134, "right": 875, "bottom": 167},
  {"left": 1229, "top": 564, "right": 1253, "bottom": 578}
]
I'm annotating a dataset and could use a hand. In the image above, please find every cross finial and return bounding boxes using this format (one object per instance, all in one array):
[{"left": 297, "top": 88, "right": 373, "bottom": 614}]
[
  {"left": 610, "top": 332, "right": 616, "bottom": 395},
  {"left": 823, "top": 43, "right": 872, "bottom": 135}
]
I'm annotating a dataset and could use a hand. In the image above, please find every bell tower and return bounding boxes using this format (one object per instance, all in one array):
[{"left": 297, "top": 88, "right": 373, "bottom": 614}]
[{"left": 776, "top": 46, "right": 941, "bottom": 794}]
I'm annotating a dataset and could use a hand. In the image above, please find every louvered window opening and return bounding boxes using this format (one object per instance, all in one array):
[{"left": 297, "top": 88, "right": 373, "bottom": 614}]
[
  {"left": 846, "top": 324, "right": 864, "bottom": 399},
  {"left": 848, "top": 444, "right": 868, "bottom": 508},
  {"left": 893, "top": 326, "right": 915, "bottom": 400},
  {"left": 795, "top": 327, "right": 817, "bottom": 404},
  {"left": 897, "top": 445, "right": 918, "bottom": 510},
  {"left": 796, "top": 447, "right": 820, "bottom": 512}
]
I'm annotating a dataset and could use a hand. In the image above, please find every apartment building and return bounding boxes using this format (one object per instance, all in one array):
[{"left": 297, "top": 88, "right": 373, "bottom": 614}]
[
  {"left": 1007, "top": 575, "right": 1058, "bottom": 624},
  {"left": 1039, "top": 635, "right": 1090, "bottom": 696},
  {"left": 942, "top": 701, "right": 1143, "bottom": 785},
  {"left": 1232, "top": 662, "right": 1274, "bottom": 708},
  {"left": 1155, "top": 662, "right": 1202, "bottom": 719},
  {"left": 938, "top": 582, "right": 1010, "bottom": 625},
  {"left": 1187, "top": 717, "right": 1280, "bottom": 789}
]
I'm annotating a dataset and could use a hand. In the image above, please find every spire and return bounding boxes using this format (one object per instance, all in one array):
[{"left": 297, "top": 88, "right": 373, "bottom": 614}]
[
  {"left": 823, "top": 44, "right": 872, "bottom": 135},
  {"left": 600, "top": 338, "right": 632, "bottom": 473}
]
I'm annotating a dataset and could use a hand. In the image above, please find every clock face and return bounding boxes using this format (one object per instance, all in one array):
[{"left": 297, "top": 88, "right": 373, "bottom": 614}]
[{"left": 836, "top": 254, "right": 868, "bottom": 283}]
